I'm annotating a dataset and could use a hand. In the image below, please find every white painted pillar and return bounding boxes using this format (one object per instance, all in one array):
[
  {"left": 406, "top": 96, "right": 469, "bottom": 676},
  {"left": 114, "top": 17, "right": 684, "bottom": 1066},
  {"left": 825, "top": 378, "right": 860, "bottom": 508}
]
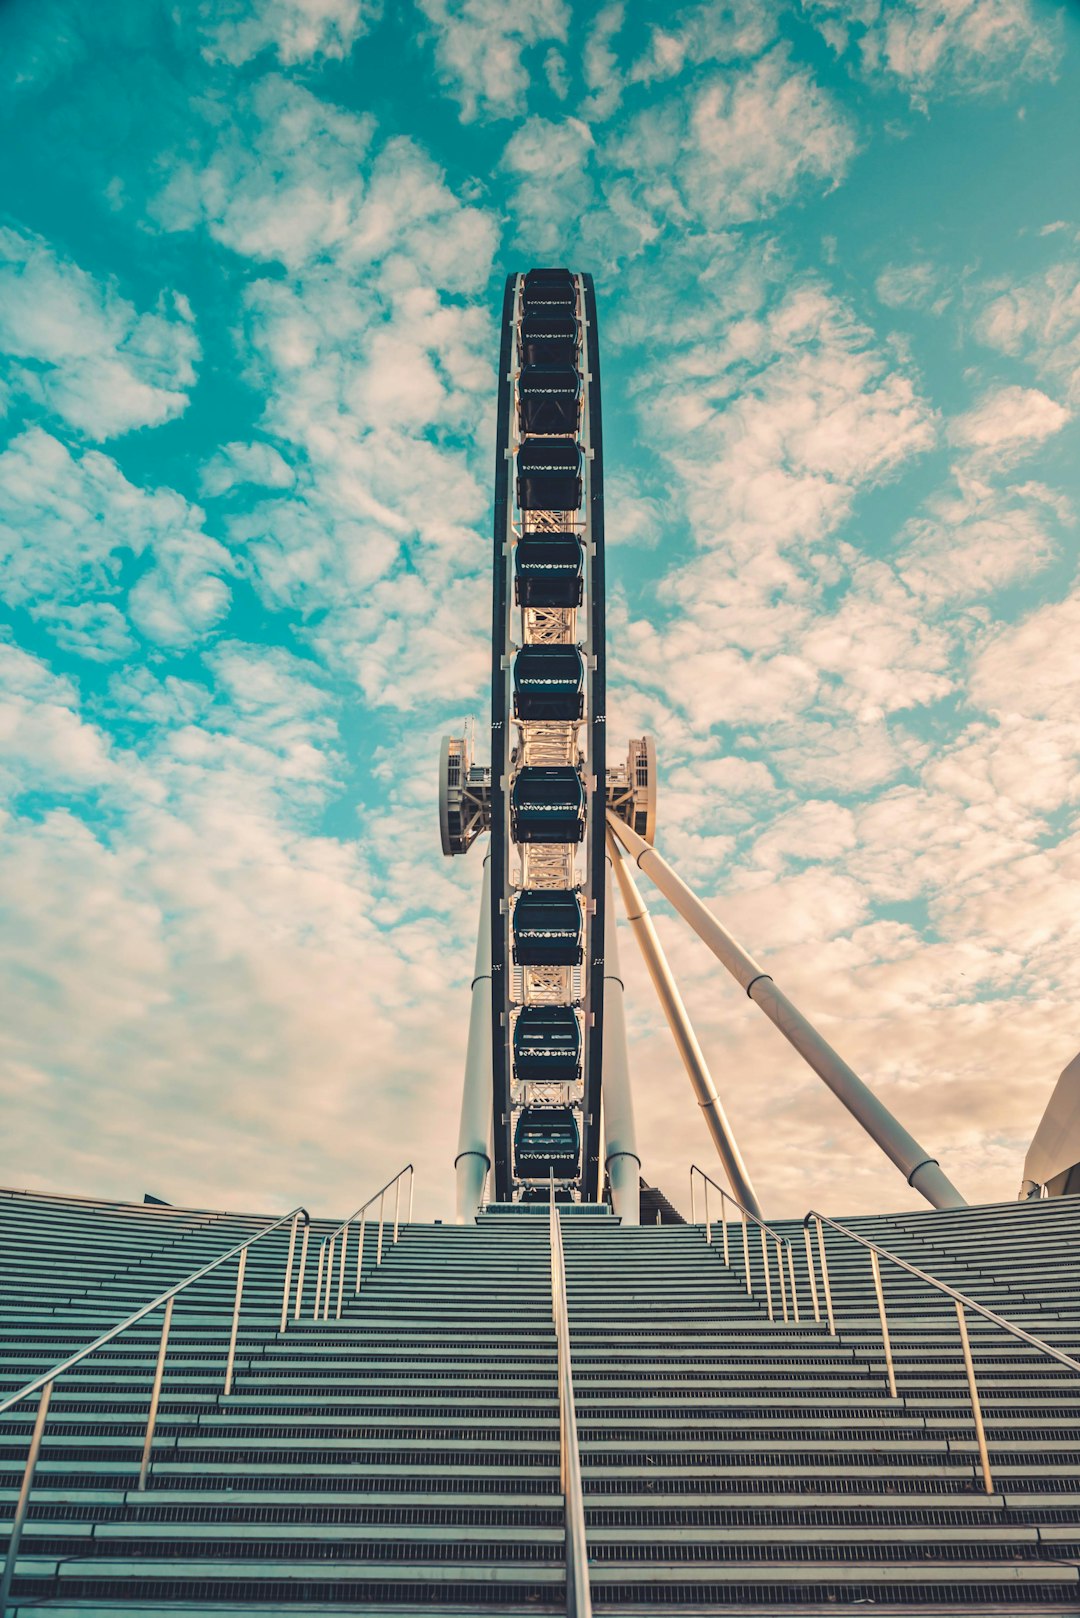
[
  {"left": 455, "top": 849, "right": 492, "bottom": 1223},
  {"left": 602, "top": 855, "right": 640, "bottom": 1225}
]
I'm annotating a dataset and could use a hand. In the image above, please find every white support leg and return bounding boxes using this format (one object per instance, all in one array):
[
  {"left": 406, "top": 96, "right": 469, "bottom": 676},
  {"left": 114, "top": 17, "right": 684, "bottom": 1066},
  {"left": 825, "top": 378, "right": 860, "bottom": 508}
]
[
  {"left": 455, "top": 848, "right": 493, "bottom": 1223},
  {"left": 602, "top": 856, "right": 641, "bottom": 1225},
  {"left": 608, "top": 831, "right": 762, "bottom": 1218},
  {"left": 607, "top": 813, "right": 966, "bottom": 1212}
]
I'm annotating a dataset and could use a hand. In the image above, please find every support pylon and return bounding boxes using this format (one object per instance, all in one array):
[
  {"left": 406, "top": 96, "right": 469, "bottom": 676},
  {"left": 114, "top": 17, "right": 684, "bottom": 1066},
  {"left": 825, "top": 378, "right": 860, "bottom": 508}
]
[
  {"left": 608, "top": 831, "right": 761, "bottom": 1217},
  {"left": 608, "top": 813, "right": 966, "bottom": 1211},
  {"left": 455, "top": 849, "right": 492, "bottom": 1222}
]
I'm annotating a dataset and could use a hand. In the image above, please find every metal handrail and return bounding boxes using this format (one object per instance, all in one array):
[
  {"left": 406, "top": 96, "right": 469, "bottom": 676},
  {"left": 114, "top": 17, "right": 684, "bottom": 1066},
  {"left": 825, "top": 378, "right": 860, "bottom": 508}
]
[
  {"left": 804, "top": 1209, "right": 1080, "bottom": 1495},
  {"left": 690, "top": 1164, "right": 798, "bottom": 1323},
  {"left": 0, "top": 1205, "right": 310, "bottom": 1617},
  {"left": 313, "top": 1164, "right": 414, "bottom": 1320},
  {"left": 549, "top": 1177, "right": 592, "bottom": 1618}
]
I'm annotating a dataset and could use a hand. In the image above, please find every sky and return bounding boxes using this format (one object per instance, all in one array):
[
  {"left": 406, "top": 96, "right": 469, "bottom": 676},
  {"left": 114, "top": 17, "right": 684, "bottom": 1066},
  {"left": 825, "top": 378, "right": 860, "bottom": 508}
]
[{"left": 0, "top": 0, "right": 1078, "bottom": 1223}]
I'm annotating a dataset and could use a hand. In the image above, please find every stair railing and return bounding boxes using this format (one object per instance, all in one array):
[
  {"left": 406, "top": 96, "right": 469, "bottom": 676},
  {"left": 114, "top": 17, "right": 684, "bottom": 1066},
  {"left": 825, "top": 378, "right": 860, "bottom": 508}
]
[
  {"left": 549, "top": 1176, "right": 592, "bottom": 1618},
  {"left": 690, "top": 1164, "right": 798, "bottom": 1323},
  {"left": 0, "top": 1205, "right": 310, "bottom": 1618},
  {"left": 312, "top": 1164, "right": 414, "bottom": 1321},
  {"left": 804, "top": 1210, "right": 1080, "bottom": 1495}
]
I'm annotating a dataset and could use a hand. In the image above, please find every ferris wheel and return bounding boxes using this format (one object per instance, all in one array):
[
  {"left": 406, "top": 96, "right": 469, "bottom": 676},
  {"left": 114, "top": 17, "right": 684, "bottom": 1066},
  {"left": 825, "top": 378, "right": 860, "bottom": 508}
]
[
  {"left": 440, "top": 268, "right": 654, "bottom": 1210},
  {"left": 440, "top": 269, "right": 965, "bottom": 1220}
]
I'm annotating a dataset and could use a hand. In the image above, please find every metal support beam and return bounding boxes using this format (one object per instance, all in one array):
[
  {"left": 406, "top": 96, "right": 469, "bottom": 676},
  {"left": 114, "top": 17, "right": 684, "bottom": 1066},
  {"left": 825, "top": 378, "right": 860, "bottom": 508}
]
[
  {"left": 456, "top": 848, "right": 493, "bottom": 1223},
  {"left": 607, "top": 813, "right": 966, "bottom": 1212},
  {"left": 607, "top": 830, "right": 761, "bottom": 1217},
  {"left": 602, "top": 856, "right": 640, "bottom": 1225}
]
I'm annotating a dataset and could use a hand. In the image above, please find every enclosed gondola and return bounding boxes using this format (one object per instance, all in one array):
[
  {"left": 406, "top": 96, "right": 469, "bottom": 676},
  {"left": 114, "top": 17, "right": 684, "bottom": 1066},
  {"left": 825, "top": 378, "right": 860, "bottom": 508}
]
[
  {"left": 515, "top": 531, "right": 583, "bottom": 608},
  {"left": 514, "top": 1105, "right": 581, "bottom": 1180},
  {"left": 513, "top": 1004, "right": 581, "bottom": 1082},
  {"left": 519, "top": 311, "right": 578, "bottom": 367},
  {"left": 512, "top": 889, "right": 582, "bottom": 966},
  {"left": 513, "top": 644, "right": 585, "bottom": 722},
  {"left": 510, "top": 766, "right": 586, "bottom": 844},
  {"left": 518, "top": 364, "right": 580, "bottom": 436},
  {"left": 521, "top": 267, "right": 577, "bottom": 315},
  {"left": 517, "top": 439, "right": 582, "bottom": 512}
]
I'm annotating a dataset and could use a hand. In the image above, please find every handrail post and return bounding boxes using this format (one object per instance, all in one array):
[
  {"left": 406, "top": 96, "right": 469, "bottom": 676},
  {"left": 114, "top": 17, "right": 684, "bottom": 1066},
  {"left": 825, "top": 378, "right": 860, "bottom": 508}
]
[
  {"left": 336, "top": 1222, "right": 349, "bottom": 1320},
  {"left": 690, "top": 1168, "right": 697, "bottom": 1226},
  {"left": 323, "top": 1238, "right": 335, "bottom": 1320},
  {"left": 787, "top": 1244, "right": 800, "bottom": 1324},
  {"left": 0, "top": 1379, "right": 52, "bottom": 1618},
  {"left": 407, "top": 1167, "right": 414, "bottom": 1224},
  {"left": 280, "top": 1214, "right": 299, "bottom": 1334},
  {"left": 815, "top": 1217, "right": 836, "bottom": 1336},
  {"left": 804, "top": 1225, "right": 820, "bottom": 1323},
  {"left": 393, "top": 1176, "right": 402, "bottom": 1244},
  {"left": 776, "top": 1238, "right": 788, "bottom": 1324},
  {"left": 137, "top": 1296, "right": 174, "bottom": 1490},
  {"left": 377, "top": 1190, "right": 386, "bottom": 1266},
  {"left": 294, "top": 1223, "right": 310, "bottom": 1320},
  {"left": 325, "top": 1237, "right": 336, "bottom": 1320},
  {"left": 357, "top": 1212, "right": 367, "bottom": 1292},
  {"left": 313, "top": 1242, "right": 326, "bottom": 1321},
  {"left": 956, "top": 1302, "right": 993, "bottom": 1493},
  {"left": 760, "top": 1226, "right": 774, "bottom": 1321},
  {"left": 704, "top": 1176, "right": 711, "bottom": 1245},
  {"left": 223, "top": 1247, "right": 247, "bottom": 1396},
  {"left": 741, "top": 1208, "right": 751, "bottom": 1296},
  {"left": 869, "top": 1248, "right": 897, "bottom": 1399},
  {"left": 720, "top": 1194, "right": 730, "bottom": 1268}
]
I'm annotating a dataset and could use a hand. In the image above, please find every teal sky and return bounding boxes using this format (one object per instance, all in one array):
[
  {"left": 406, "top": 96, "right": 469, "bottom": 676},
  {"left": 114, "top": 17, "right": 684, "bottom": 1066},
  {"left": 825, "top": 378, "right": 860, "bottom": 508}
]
[{"left": 1, "top": 0, "right": 1078, "bottom": 1219}]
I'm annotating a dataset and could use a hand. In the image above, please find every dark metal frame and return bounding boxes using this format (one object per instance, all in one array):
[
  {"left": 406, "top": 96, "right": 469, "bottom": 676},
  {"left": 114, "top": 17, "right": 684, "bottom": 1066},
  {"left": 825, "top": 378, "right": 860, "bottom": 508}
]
[{"left": 489, "top": 271, "right": 606, "bottom": 1203}]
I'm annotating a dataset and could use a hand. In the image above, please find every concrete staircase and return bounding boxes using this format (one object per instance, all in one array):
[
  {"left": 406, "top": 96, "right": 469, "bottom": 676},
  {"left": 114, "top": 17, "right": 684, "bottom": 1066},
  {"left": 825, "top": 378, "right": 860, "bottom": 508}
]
[
  {"left": 2, "top": 1186, "right": 1080, "bottom": 1612},
  {"left": 566, "top": 1200, "right": 1080, "bottom": 1611}
]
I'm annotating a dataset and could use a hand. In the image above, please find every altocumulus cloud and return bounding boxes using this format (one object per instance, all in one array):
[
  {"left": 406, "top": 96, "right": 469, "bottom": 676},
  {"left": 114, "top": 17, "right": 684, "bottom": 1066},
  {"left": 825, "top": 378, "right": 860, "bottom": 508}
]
[{"left": 0, "top": 0, "right": 1077, "bottom": 1220}]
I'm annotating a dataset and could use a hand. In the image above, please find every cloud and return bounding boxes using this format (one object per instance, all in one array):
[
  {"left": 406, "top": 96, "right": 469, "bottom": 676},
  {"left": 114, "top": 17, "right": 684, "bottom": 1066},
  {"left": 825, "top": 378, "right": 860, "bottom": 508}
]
[
  {"left": 502, "top": 116, "right": 595, "bottom": 255},
  {"left": 875, "top": 260, "right": 947, "bottom": 311},
  {"left": 152, "top": 76, "right": 377, "bottom": 269},
  {"left": 196, "top": 0, "right": 380, "bottom": 64},
  {"left": 607, "top": 473, "right": 666, "bottom": 548},
  {"left": 413, "top": 0, "right": 569, "bottom": 122},
  {"left": 0, "top": 687, "right": 478, "bottom": 1215},
  {"left": 639, "top": 276, "right": 936, "bottom": 560},
  {"left": 806, "top": 0, "right": 1062, "bottom": 100},
  {"left": 153, "top": 75, "right": 496, "bottom": 290},
  {"left": 628, "top": 0, "right": 779, "bottom": 85},
  {"left": 581, "top": 3, "right": 626, "bottom": 120},
  {"left": 35, "top": 601, "right": 136, "bottom": 663},
  {"left": 947, "top": 383, "right": 1070, "bottom": 457},
  {"left": 200, "top": 441, "right": 296, "bottom": 498},
  {"left": 926, "top": 715, "right": 1080, "bottom": 815},
  {"left": 0, "top": 428, "right": 232, "bottom": 653},
  {"left": 970, "top": 586, "right": 1080, "bottom": 724},
  {"left": 973, "top": 259, "right": 1080, "bottom": 404},
  {"left": 147, "top": 67, "right": 501, "bottom": 710},
  {"left": 611, "top": 48, "right": 857, "bottom": 231},
  {"left": 0, "top": 226, "right": 198, "bottom": 439},
  {"left": 897, "top": 472, "right": 1067, "bottom": 602},
  {"left": 0, "top": 640, "right": 115, "bottom": 794}
]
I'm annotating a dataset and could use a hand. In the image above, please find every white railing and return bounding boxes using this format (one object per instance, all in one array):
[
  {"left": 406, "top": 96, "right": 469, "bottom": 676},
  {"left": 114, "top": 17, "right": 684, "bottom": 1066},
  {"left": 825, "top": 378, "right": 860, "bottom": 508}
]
[
  {"left": 690, "top": 1164, "right": 798, "bottom": 1323},
  {"left": 0, "top": 1207, "right": 310, "bottom": 1617},
  {"left": 804, "top": 1210, "right": 1080, "bottom": 1494},
  {"left": 312, "top": 1164, "right": 414, "bottom": 1320},
  {"left": 549, "top": 1177, "right": 592, "bottom": 1617}
]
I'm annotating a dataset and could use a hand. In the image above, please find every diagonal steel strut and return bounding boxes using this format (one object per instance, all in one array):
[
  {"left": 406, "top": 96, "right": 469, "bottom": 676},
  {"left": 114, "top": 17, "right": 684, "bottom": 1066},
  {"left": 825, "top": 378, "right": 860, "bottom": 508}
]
[
  {"left": 607, "top": 812, "right": 966, "bottom": 1212},
  {"left": 607, "top": 829, "right": 761, "bottom": 1217}
]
